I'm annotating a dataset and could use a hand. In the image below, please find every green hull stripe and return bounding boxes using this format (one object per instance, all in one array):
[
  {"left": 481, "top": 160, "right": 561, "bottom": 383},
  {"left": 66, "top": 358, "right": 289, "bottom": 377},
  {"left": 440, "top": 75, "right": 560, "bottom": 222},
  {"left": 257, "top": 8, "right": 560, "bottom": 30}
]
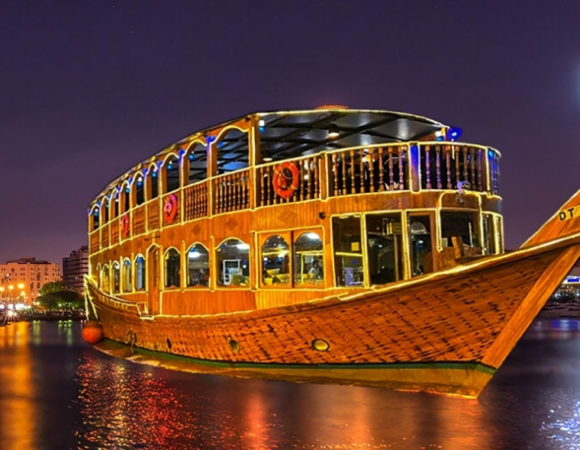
[{"left": 101, "top": 339, "right": 496, "bottom": 375}]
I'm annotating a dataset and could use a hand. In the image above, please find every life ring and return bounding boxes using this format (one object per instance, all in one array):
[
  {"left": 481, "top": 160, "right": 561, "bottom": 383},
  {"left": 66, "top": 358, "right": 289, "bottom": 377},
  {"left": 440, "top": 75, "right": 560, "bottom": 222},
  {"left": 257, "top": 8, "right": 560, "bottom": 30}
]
[
  {"left": 272, "top": 162, "right": 299, "bottom": 199},
  {"left": 121, "top": 214, "right": 130, "bottom": 237},
  {"left": 163, "top": 194, "right": 178, "bottom": 224}
]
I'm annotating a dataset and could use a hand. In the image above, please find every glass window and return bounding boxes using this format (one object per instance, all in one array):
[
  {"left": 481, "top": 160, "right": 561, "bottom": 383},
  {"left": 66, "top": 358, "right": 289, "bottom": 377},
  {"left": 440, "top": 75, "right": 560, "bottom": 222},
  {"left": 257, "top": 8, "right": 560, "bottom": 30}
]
[
  {"left": 187, "top": 244, "right": 210, "bottom": 287},
  {"left": 440, "top": 212, "right": 479, "bottom": 248},
  {"left": 294, "top": 232, "right": 324, "bottom": 285},
  {"left": 135, "top": 175, "right": 145, "bottom": 206},
  {"left": 135, "top": 255, "right": 146, "bottom": 291},
  {"left": 217, "top": 239, "right": 250, "bottom": 287},
  {"left": 366, "top": 213, "right": 404, "bottom": 285},
  {"left": 122, "top": 259, "right": 132, "bottom": 292},
  {"left": 165, "top": 155, "right": 180, "bottom": 193},
  {"left": 332, "top": 216, "right": 364, "bottom": 286},
  {"left": 112, "top": 262, "right": 120, "bottom": 293},
  {"left": 408, "top": 215, "right": 433, "bottom": 277},
  {"left": 122, "top": 183, "right": 130, "bottom": 213},
  {"left": 164, "top": 248, "right": 180, "bottom": 288},
  {"left": 261, "top": 236, "right": 290, "bottom": 286}
]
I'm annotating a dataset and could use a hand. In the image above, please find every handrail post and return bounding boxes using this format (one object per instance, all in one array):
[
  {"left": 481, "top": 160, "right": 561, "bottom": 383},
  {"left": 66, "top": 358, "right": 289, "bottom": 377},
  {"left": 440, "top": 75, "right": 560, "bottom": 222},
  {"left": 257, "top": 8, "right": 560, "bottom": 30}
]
[{"left": 408, "top": 142, "right": 421, "bottom": 192}]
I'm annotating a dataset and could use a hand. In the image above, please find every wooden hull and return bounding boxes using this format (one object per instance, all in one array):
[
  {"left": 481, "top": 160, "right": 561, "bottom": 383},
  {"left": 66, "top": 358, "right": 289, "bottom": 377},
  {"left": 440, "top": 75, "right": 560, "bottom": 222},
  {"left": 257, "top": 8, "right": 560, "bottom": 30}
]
[{"left": 86, "top": 234, "right": 580, "bottom": 398}]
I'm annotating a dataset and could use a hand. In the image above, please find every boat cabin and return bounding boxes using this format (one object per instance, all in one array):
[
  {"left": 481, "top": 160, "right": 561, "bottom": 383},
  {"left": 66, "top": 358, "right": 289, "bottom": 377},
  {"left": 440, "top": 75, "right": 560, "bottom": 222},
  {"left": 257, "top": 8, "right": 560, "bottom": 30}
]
[{"left": 87, "top": 107, "right": 502, "bottom": 316}]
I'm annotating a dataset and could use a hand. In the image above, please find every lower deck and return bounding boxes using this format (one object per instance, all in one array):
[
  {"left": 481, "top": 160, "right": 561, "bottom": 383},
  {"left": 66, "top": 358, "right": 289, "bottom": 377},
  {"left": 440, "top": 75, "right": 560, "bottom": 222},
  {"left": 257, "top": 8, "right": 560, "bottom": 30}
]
[{"left": 89, "top": 192, "right": 503, "bottom": 316}]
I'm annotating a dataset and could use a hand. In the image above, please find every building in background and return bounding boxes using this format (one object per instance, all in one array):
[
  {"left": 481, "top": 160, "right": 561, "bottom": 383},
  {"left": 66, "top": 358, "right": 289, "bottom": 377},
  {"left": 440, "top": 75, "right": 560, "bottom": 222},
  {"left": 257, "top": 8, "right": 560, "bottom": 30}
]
[
  {"left": 0, "top": 257, "right": 62, "bottom": 303},
  {"left": 63, "top": 246, "right": 89, "bottom": 293}
]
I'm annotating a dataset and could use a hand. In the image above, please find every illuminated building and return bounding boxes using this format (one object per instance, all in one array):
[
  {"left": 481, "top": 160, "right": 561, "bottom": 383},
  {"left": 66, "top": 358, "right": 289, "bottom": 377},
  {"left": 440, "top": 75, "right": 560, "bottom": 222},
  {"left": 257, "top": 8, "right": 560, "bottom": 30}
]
[
  {"left": 63, "top": 246, "right": 89, "bottom": 294},
  {"left": 0, "top": 257, "right": 62, "bottom": 303}
]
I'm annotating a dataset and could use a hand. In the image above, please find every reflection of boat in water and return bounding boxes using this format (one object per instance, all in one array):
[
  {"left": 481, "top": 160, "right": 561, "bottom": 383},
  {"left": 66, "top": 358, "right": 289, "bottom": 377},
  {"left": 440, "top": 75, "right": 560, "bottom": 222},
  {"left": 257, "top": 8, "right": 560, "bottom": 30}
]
[{"left": 84, "top": 106, "right": 580, "bottom": 398}]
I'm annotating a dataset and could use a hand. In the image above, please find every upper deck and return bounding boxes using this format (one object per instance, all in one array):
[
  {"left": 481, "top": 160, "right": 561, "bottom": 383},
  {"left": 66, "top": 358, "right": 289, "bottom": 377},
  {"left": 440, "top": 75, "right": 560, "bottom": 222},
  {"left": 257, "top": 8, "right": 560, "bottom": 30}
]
[{"left": 88, "top": 107, "right": 501, "bottom": 244}]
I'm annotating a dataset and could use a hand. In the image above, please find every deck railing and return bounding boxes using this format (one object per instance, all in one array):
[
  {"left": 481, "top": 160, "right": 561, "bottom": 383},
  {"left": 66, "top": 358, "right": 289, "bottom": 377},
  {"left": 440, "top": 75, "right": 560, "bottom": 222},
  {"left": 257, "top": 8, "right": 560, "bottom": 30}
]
[
  {"left": 184, "top": 180, "right": 208, "bottom": 220},
  {"left": 327, "top": 145, "right": 408, "bottom": 196},
  {"left": 213, "top": 169, "right": 250, "bottom": 214},
  {"left": 89, "top": 141, "right": 500, "bottom": 249},
  {"left": 418, "top": 143, "right": 484, "bottom": 191},
  {"left": 257, "top": 154, "right": 322, "bottom": 206}
]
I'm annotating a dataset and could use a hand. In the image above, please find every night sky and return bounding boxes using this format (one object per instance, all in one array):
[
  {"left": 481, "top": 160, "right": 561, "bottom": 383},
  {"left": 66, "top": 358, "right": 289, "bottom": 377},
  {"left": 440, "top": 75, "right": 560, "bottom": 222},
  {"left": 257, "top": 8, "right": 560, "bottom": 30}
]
[{"left": 1, "top": 1, "right": 579, "bottom": 264}]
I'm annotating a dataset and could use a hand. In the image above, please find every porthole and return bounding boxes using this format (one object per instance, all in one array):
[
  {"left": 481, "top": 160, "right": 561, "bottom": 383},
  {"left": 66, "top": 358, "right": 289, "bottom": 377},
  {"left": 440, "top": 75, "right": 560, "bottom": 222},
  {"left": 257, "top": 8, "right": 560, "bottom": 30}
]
[
  {"left": 312, "top": 339, "right": 330, "bottom": 352},
  {"left": 229, "top": 339, "right": 241, "bottom": 353}
]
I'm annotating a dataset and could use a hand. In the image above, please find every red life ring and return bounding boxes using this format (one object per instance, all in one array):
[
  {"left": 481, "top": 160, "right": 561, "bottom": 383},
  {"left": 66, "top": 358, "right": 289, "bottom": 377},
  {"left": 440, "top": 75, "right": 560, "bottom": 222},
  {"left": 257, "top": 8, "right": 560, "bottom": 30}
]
[
  {"left": 272, "top": 162, "right": 299, "bottom": 199},
  {"left": 163, "top": 194, "right": 178, "bottom": 224},
  {"left": 121, "top": 214, "right": 130, "bottom": 237}
]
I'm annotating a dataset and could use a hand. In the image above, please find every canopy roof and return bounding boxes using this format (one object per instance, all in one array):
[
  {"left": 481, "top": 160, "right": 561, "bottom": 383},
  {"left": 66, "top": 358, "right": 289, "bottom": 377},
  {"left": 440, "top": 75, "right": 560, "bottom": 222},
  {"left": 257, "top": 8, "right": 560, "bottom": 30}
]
[{"left": 91, "top": 108, "right": 449, "bottom": 204}]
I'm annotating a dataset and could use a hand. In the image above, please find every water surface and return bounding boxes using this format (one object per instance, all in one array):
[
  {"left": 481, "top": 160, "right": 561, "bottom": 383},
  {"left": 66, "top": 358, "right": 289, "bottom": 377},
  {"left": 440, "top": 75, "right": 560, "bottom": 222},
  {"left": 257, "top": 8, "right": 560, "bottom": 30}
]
[{"left": 0, "top": 318, "right": 579, "bottom": 449}]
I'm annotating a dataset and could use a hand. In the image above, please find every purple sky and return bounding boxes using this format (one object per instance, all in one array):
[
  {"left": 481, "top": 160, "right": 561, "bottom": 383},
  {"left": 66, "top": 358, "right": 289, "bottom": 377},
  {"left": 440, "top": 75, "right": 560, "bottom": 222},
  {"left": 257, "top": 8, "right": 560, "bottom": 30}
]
[{"left": 1, "top": 0, "right": 579, "bottom": 264}]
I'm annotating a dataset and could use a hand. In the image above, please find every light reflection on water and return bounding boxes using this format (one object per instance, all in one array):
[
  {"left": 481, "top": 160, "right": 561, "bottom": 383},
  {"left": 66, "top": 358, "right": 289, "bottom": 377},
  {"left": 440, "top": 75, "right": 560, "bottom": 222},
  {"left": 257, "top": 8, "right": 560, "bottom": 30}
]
[{"left": 1, "top": 319, "right": 580, "bottom": 449}]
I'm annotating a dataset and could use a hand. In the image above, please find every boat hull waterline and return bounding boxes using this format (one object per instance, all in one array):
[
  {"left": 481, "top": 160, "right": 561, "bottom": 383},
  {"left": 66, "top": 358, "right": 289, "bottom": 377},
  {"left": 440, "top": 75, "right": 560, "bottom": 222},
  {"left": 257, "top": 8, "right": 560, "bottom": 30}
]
[{"left": 86, "top": 235, "right": 580, "bottom": 398}]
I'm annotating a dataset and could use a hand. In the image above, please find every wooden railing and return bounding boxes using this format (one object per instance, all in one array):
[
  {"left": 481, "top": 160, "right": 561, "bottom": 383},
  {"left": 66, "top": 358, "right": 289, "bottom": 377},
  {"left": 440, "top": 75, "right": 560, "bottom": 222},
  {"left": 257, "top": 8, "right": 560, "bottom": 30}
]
[
  {"left": 184, "top": 181, "right": 208, "bottom": 220},
  {"left": 327, "top": 145, "right": 408, "bottom": 196},
  {"left": 418, "top": 143, "right": 484, "bottom": 191},
  {"left": 257, "top": 154, "right": 322, "bottom": 206},
  {"left": 132, "top": 204, "right": 146, "bottom": 236},
  {"left": 213, "top": 169, "right": 250, "bottom": 214},
  {"left": 89, "top": 141, "right": 501, "bottom": 253},
  {"left": 147, "top": 200, "right": 159, "bottom": 231}
]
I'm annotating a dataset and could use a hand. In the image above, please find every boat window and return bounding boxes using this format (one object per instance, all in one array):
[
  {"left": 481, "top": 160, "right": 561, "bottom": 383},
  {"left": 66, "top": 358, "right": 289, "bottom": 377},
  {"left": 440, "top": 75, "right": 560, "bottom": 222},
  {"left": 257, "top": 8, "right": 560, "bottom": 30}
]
[
  {"left": 216, "top": 128, "right": 249, "bottom": 174},
  {"left": 261, "top": 236, "right": 290, "bottom": 286},
  {"left": 121, "top": 183, "right": 130, "bottom": 213},
  {"left": 164, "top": 155, "right": 180, "bottom": 193},
  {"left": 102, "top": 199, "right": 109, "bottom": 224},
  {"left": 101, "top": 265, "right": 110, "bottom": 292},
  {"left": 187, "top": 244, "right": 210, "bottom": 287},
  {"left": 149, "top": 166, "right": 159, "bottom": 200},
  {"left": 122, "top": 258, "right": 132, "bottom": 292},
  {"left": 217, "top": 239, "right": 250, "bottom": 287},
  {"left": 332, "top": 216, "right": 365, "bottom": 287},
  {"left": 440, "top": 212, "right": 479, "bottom": 248},
  {"left": 135, "top": 255, "right": 146, "bottom": 291},
  {"left": 482, "top": 214, "right": 496, "bottom": 255},
  {"left": 112, "top": 261, "right": 120, "bottom": 293},
  {"left": 186, "top": 142, "right": 207, "bottom": 184},
  {"left": 294, "top": 232, "right": 324, "bottom": 286},
  {"left": 366, "top": 213, "right": 404, "bottom": 285},
  {"left": 494, "top": 215, "right": 504, "bottom": 253},
  {"left": 135, "top": 174, "right": 145, "bottom": 206},
  {"left": 164, "top": 248, "right": 181, "bottom": 288},
  {"left": 111, "top": 190, "right": 119, "bottom": 219},
  {"left": 408, "top": 214, "right": 434, "bottom": 277},
  {"left": 91, "top": 206, "right": 100, "bottom": 230}
]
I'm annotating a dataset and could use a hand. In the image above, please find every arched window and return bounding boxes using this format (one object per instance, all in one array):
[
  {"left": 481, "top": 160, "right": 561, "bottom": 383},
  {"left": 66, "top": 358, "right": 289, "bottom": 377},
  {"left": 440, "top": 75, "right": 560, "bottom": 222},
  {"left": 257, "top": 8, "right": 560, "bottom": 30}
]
[
  {"left": 185, "top": 142, "right": 207, "bottom": 184},
  {"left": 187, "top": 244, "right": 209, "bottom": 287},
  {"left": 121, "top": 182, "right": 131, "bottom": 213},
  {"left": 135, "top": 255, "right": 146, "bottom": 291},
  {"left": 122, "top": 258, "right": 132, "bottom": 292},
  {"left": 217, "top": 238, "right": 250, "bottom": 287},
  {"left": 215, "top": 128, "right": 249, "bottom": 174},
  {"left": 111, "top": 189, "right": 119, "bottom": 219},
  {"left": 134, "top": 174, "right": 145, "bottom": 206},
  {"left": 101, "top": 265, "right": 110, "bottom": 292},
  {"left": 294, "top": 232, "right": 324, "bottom": 285},
  {"left": 164, "top": 155, "right": 180, "bottom": 193},
  {"left": 164, "top": 248, "right": 180, "bottom": 288},
  {"left": 112, "top": 261, "right": 120, "bottom": 293},
  {"left": 102, "top": 199, "right": 109, "bottom": 224},
  {"left": 148, "top": 165, "right": 159, "bottom": 200},
  {"left": 91, "top": 206, "right": 100, "bottom": 230},
  {"left": 261, "top": 236, "right": 290, "bottom": 286}
]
